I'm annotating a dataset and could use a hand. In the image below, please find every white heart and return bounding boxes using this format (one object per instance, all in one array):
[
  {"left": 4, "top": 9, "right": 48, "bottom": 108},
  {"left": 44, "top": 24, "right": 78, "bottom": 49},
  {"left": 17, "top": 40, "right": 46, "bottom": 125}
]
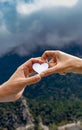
[{"left": 32, "top": 63, "right": 49, "bottom": 74}]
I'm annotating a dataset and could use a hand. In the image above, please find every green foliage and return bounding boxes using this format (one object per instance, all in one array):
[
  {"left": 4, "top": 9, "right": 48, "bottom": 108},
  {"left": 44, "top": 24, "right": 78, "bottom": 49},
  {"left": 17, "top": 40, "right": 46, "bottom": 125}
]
[
  {"left": 24, "top": 73, "right": 82, "bottom": 126},
  {"left": 0, "top": 98, "right": 28, "bottom": 130},
  {"left": 49, "top": 123, "right": 58, "bottom": 130},
  {"left": 1, "top": 45, "right": 82, "bottom": 129},
  {"left": 34, "top": 124, "right": 44, "bottom": 130},
  {"left": 28, "top": 98, "right": 82, "bottom": 125}
]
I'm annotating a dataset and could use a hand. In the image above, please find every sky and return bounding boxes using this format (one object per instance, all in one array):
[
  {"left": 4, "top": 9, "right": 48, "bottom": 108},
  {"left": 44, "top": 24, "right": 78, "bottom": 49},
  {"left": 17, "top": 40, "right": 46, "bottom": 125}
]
[{"left": 0, "top": 0, "right": 82, "bottom": 56}]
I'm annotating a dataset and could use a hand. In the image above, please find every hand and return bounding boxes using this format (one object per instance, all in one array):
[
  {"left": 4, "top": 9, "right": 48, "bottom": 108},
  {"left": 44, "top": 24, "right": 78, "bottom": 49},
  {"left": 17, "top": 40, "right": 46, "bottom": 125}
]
[
  {"left": 0, "top": 58, "right": 44, "bottom": 102},
  {"left": 40, "top": 50, "right": 82, "bottom": 77}
]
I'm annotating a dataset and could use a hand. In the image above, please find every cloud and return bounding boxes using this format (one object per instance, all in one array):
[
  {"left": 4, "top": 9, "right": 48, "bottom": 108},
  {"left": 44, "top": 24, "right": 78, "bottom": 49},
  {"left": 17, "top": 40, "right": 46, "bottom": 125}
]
[
  {"left": 0, "top": 24, "right": 10, "bottom": 35},
  {"left": 0, "top": 0, "right": 82, "bottom": 57},
  {"left": 17, "top": 0, "right": 78, "bottom": 15},
  {"left": 0, "top": 0, "right": 12, "bottom": 2}
]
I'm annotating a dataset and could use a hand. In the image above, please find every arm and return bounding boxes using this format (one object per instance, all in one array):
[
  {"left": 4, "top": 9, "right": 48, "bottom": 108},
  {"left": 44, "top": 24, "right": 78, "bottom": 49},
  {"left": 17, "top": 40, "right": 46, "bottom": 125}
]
[
  {"left": 0, "top": 58, "right": 43, "bottom": 102},
  {"left": 0, "top": 81, "right": 25, "bottom": 102}
]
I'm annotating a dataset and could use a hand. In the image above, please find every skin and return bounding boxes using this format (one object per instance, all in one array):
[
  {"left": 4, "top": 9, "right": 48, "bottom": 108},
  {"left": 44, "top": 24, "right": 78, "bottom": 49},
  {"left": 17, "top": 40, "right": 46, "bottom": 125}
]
[
  {"left": 0, "top": 58, "right": 44, "bottom": 102},
  {"left": 40, "top": 50, "right": 82, "bottom": 77},
  {"left": 0, "top": 50, "right": 82, "bottom": 102}
]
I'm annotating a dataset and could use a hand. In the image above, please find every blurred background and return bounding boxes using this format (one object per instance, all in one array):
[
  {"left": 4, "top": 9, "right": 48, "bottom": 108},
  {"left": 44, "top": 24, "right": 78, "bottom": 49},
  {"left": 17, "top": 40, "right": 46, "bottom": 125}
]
[{"left": 0, "top": 0, "right": 82, "bottom": 130}]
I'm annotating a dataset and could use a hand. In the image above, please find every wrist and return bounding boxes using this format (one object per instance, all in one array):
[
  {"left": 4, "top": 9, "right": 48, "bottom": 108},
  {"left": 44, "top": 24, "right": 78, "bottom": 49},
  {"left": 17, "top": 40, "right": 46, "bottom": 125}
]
[
  {"left": 0, "top": 81, "right": 12, "bottom": 101},
  {"left": 0, "top": 81, "right": 23, "bottom": 102}
]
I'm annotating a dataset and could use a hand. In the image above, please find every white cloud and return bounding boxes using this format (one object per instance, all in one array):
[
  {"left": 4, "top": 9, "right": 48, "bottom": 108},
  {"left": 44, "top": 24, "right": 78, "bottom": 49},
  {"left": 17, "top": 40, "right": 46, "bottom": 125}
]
[
  {"left": 0, "top": 11, "right": 3, "bottom": 24},
  {"left": 17, "top": 2, "right": 37, "bottom": 15},
  {"left": 16, "top": 0, "right": 78, "bottom": 15},
  {"left": 0, "top": 11, "right": 3, "bottom": 18},
  {"left": 0, "top": 24, "right": 10, "bottom": 35},
  {"left": 0, "top": 0, "right": 13, "bottom": 2}
]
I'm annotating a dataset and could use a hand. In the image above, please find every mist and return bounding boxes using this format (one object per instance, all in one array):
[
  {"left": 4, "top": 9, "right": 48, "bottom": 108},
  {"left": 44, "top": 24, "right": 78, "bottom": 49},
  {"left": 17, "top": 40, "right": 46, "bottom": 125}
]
[{"left": 0, "top": 0, "right": 82, "bottom": 56}]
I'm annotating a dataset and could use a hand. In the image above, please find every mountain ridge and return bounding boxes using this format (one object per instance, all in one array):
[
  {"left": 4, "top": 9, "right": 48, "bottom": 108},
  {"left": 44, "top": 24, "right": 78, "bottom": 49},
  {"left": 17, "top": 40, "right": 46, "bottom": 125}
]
[{"left": 0, "top": 43, "right": 82, "bottom": 129}]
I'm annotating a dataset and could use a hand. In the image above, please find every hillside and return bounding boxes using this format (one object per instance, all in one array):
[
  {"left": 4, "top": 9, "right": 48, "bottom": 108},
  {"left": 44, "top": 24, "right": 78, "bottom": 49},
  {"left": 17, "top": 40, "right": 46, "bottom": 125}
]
[
  {"left": 0, "top": 96, "right": 34, "bottom": 130},
  {"left": 0, "top": 43, "right": 82, "bottom": 129}
]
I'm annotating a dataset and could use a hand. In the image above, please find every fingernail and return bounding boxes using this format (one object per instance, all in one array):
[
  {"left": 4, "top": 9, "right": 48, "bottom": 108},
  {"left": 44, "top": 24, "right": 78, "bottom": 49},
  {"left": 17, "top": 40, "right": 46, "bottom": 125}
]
[
  {"left": 36, "top": 74, "right": 40, "bottom": 77},
  {"left": 40, "top": 72, "right": 45, "bottom": 77},
  {"left": 36, "top": 74, "right": 41, "bottom": 80}
]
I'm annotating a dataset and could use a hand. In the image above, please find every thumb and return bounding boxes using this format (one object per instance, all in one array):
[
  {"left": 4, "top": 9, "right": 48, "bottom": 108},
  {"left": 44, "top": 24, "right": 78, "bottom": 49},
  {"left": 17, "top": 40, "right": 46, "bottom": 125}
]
[
  {"left": 40, "top": 66, "right": 59, "bottom": 77},
  {"left": 24, "top": 74, "right": 41, "bottom": 85}
]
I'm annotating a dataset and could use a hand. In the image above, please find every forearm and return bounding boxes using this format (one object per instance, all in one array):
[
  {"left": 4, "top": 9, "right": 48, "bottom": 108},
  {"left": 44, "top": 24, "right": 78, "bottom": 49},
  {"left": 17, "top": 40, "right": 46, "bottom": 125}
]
[
  {"left": 71, "top": 57, "right": 82, "bottom": 74},
  {"left": 0, "top": 81, "right": 24, "bottom": 102}
]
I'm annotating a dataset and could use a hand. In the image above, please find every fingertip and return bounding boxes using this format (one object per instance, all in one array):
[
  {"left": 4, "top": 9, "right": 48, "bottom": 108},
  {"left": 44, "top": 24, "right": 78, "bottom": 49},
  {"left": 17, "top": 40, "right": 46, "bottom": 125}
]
[
  {"left": 32, "top": 74, "right": 42, "bottom": 83},
  {"left": 39, "top": 73, "right": 44, "bottom": 78},
  {"left": 36, "top": 74, "right": 41, "bottom": 80},
  {"left": 24, "top": 74, "right": 41, "bottom": 85},
  {"left": 32, "top": 59, "right": 45, "bottom": 65},
  {"left": 40, "top": 72, "right": 46, "bottom": 78}
]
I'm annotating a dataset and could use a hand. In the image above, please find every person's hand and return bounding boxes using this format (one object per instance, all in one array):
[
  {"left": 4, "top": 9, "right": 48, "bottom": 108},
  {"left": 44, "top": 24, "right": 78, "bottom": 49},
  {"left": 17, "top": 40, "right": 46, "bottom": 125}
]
[
  {"left": 40, "top": 50, "right": 82, "bottom": 77},
  {"left": 0, "top": 58, "right": 44, "bottom": 102}
]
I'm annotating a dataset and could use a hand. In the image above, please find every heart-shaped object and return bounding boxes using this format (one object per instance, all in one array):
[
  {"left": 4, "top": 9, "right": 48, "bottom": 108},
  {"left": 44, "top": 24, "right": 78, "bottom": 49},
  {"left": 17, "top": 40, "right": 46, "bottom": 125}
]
[{"left": 32, "top": 63, "right": 49, "bottom": 74}]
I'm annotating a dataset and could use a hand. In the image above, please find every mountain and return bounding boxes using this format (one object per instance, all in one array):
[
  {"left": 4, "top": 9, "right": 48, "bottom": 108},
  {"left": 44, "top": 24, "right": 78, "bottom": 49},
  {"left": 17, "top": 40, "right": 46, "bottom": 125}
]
[
  {"left": 0, "top": 96, "right": 34, "bottom": 130},
  {"left": 0, "top": 43, "right": 82, "bottom": 129}
]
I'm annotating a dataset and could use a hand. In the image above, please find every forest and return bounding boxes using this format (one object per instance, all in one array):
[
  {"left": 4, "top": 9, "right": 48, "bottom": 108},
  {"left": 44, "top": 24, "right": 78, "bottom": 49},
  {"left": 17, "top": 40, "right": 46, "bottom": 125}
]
[{"left": 24, "top": 72, "right": 82, "bottom": 129}]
